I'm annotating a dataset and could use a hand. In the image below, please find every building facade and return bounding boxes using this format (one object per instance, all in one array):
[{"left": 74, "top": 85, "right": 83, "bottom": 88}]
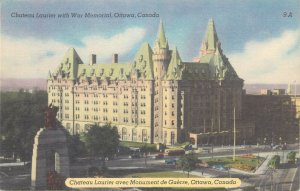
[
  {"left": 242, "top": 94, "right": 299, "bottom": 144},
  {"left": 48, "top": 19, "right": 244, "bottom": 145}
]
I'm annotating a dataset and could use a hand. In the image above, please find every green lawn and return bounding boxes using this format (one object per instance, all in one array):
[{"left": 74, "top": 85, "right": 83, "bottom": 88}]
[
  {"left": 125, "top": 171, "right": 200, "bottom": 178},
  {"left": 120, "top": 141, "right": 156, "bottom": 149},
  {"left": 203, "top": 155, "right": 265, "bottom": 172}
]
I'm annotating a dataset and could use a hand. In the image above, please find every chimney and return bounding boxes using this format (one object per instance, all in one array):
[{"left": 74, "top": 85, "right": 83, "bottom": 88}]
[
  {"left": 89, "top": 54, "right": 96, "bottom": 65},
  {"left": 113, "top": 54, "right": 118, "bottom": 63}
]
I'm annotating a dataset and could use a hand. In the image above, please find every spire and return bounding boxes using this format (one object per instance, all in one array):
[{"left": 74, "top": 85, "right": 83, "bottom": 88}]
[
  {"left": 155, "top": 20, "right": 168, "bottom": 49},
  {"left": 48, "top": 71, "right": 52, "bottom": 79},
  {"left": 166, "top": 47, "right": 183, "bottom": 80},
  {"left": 200, "top": 18, "right": 220, "bottom": 55},
  {"left": 205, "top": 18, "right": 219, "bottom": 50},
  {"left": 171, "top": 47, "right": 181, "bottom": 62}
]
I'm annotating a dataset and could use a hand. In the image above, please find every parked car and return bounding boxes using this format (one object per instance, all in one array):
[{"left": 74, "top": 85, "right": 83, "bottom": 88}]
[
  {"left": 272, "top": 145, "right": 281, "bottom": 150},
  {"left": 129, "top": 153, "right": 141, "bottom": 159},
  {"left": 129, "top": 147, "right": 141, "bottom": 159},
  {"left": 153, "top": 153, "right": 164, "bottom": 159},
  {"left": 164, "top": 148, "right": 185, "bottom": 156},
  {"left": 165, "top": 158, "right": 177, "bottom": 165}
]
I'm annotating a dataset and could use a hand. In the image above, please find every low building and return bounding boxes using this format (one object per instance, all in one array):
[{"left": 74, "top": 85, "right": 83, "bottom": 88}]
[
  {"left": 260, "top": 89, "right": 272, "bottom": 95},
  {"left": 272, "top": 89, "right": 286, "bottom": 95},
  {"left": 242, "top": 94, "right": 299, "bottom": 144}
]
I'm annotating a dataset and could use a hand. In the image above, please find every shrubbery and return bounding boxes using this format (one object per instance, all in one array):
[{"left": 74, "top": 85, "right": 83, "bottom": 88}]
[
  {"left": 268, "top": 155, "right": 280, "bottom": 169},
  {"left": 287, "top": 151, "right": 296, "bottom": 163}
]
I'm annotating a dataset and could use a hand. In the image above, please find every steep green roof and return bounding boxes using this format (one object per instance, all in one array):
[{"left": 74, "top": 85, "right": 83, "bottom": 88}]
[
  {"left": 50, "top": 20, "right": 242, "bottom": 83},
  {"left": 199, "top": 54, "right": 213, "bottom": 64},
  {"left": 181, "top": 62, "right": 211, "bottom": 80},
  {"left": 204, "top": 18, "right": 219, "bottom": 51},
  {"left": 52, "top": 48, "right": 83, "bottom": 80},
  {"left": 156, "top": 20, "right": 168, "bottom": 49},
  {"left": 165, "top": 47, "right": 184, "bottom": 80},
  {"left": 132, "top": 42, "right": 154, "bottom": 80},
  {"left": 77, "top": 63, "right": 131, "bottom": 81},
  {"left": 212, "top": 46, "right": 239, "bottom": 80}
]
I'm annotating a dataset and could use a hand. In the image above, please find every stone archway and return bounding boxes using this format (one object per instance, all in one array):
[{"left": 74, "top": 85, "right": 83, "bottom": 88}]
[{"left": 31, "top": 128, "right": 69, "bottom": 190}]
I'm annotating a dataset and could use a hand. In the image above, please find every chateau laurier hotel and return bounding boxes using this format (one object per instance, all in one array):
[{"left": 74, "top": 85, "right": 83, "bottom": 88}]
[{"left": 48, "top": 19, "right": 246, "bottom": 146}]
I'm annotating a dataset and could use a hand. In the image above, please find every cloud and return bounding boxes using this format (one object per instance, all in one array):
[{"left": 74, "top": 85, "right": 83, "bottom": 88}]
[
  {"left": 1, "top": 27, "right": 145, "bottom": 78},
  {"left": 228, "top": 28, "right": 300, "bottom": 83},
  {"left": 78, "top": 27, "right": 146, "bottom": 62}
]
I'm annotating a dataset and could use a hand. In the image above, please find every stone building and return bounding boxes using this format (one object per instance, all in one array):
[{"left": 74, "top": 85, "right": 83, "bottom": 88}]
[
  {"left": 242, "top": 94, "right": 299, "bottom": 144},
  {"left": 48, "top": 19, "right": 244, "bottom": 145}
]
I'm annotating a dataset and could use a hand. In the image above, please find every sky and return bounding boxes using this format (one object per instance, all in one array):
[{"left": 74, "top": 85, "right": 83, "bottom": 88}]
[{"left": 1, "top": 0, "right": 299, "bottom": 83}]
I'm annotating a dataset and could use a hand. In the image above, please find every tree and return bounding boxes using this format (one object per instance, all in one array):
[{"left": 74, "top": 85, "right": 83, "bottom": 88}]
[
  {"left": 140, "top": 144, "right": 152, "bottom": 168},
  {"left": 268, "top": 155, "right": 280, "bottom": 169},
  {"left": 0, "top": 91, "right": 47, "bottom": 161},
  {"left": 177, "top": 154, "right": 199, "bottom": 177},
  {"left": 67, "top": 134, "right": 86, "bottom": 163},
  {"left": 83, "top": 124, "right": 120, "bottom": 168},
  {"left": 287, "top": 151, "right": 296, "bottom": 164}
]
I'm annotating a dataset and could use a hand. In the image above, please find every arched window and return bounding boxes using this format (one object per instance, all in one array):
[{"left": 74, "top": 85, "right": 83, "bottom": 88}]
[
  {"left": 132, "top": 128, "right": 137, "bottom": 142},
  {"left": 164, "top": 131, "right": 167, "bottom": 144},
  {"left": 171, "top": 131, "right": 175, "bottom": 145},
  {"left": 142, "top": 129, "right": 147, "bottom": 142},
  {"left": 66, "top": 123, "right": 71, "bottom": 131},
  {"left": 122, "top": 127, "right": 127, "bottom": 141}
]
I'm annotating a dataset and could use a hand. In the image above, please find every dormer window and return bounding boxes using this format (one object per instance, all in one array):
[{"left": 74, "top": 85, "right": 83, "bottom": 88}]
[
  {"left": 139, "top": 55, "right": 143, "bottom": 62},
  {"left": 100, "top": 69, "right": 104, "bottom": 75},
  {"left": 109, "top": 68, "right": 114, "bottom": 76},
  {"left": 90, "top": 69, "right": 95, "bottom": 75}
]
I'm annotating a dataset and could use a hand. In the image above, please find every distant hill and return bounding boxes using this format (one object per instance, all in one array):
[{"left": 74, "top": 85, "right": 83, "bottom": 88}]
[
  {"left": 0, "top": 78, "right": 299, "bottom": 95},
  {"left": 0, "top": 78, "right": 47, "bottom": 92}
]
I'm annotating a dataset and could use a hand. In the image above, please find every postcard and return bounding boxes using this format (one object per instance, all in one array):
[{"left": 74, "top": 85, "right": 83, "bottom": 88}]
[{"left": 0, "top": 0, "right": 299, "bottom": 190}]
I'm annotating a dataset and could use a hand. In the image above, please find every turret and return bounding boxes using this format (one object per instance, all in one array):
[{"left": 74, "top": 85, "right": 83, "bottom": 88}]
[
  {"left": 166, "top": 47, "right": 183, "bottom": 80},
  {"left": 153, "top": 20, "right": 171, "bottom": 79},
  {"left": 199, "top": 18, "right": 222, "bottom": 56}
]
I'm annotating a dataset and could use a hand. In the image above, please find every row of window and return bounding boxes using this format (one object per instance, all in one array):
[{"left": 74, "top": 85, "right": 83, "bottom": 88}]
[
  {"left": 70, "top": 114, "right": 147, "bottom": 124},
  {"left": 121, "top": 128, "right": 148, "bottom": 142},
  {"left": 165, "top": 111, "right": 175, "bottom": 116},
  {"left": 164, "top": 120, "right": 175, "bottom": 125},
  {"left": 164, "top": 88, "right": 176, "bottom": 92},
  {"left": 165, "top": 95, "right": 175, "bottom": 100}
]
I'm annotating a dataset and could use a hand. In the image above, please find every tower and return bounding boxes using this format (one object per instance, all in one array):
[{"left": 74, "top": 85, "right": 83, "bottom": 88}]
[
  {"left": 153, "top": 20, "right": 170, "bottom": 79},
  {"left": 153, "top": 20, "right": 171, "bottom": 143},
  {"left": 199, "top": 18, "right": 221, "bottom": 56}
]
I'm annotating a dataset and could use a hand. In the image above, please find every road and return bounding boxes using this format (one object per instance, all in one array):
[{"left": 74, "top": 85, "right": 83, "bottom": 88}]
[{"left": 1, "top": 144, "right": 299, "bottom": 190}]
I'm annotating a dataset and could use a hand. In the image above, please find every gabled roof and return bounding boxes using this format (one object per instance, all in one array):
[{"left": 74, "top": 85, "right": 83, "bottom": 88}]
[
  {"left": 50, "top": 20, "right": 242, "bottom": 83},
  {"left": 181, "top": 62, "right": 211, "bottom": 80},
  {"left": 165, "top": 47, "right": 183, "bottom": 80},
  {"left": 132, "top": 42, "right": 154, "bottom": 80},
  {"left": 52, "top": 48, "right": 83, "bottom": 80}
]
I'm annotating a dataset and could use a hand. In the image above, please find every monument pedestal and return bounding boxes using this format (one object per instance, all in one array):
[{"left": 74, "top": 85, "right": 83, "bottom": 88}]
[{"left": 31, "top": 127, "right": 69, "bottom": 190}]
